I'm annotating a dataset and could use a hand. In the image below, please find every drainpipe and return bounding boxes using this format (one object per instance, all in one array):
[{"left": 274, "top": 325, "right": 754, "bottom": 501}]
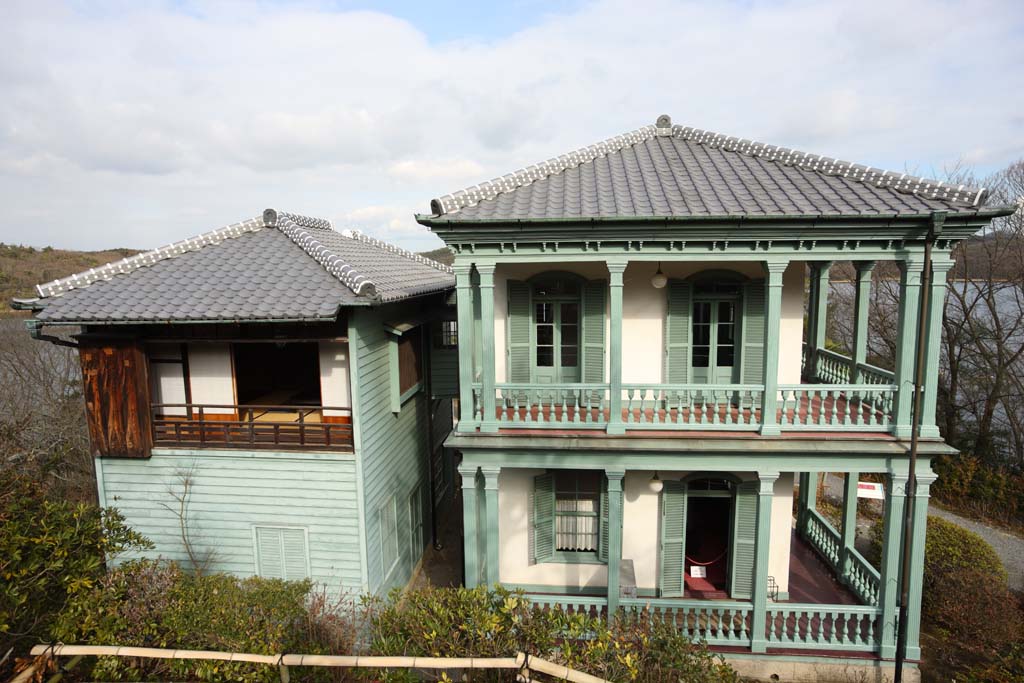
[{"left": 894, "top": 212, "right": 944, "bottom": 682}]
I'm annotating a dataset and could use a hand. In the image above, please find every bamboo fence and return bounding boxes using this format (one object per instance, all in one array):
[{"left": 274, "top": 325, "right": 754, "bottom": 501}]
[{"left": 12, "top": 644, "right": 610, "bottom": 683}]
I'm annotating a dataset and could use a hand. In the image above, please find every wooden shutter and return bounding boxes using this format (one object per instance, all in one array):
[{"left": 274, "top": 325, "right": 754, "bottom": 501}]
[
  {"left": 532, "top": 472, "right": 555, "bottom": 563},
  {"left": 79, "top": 338, "right": 152, "bottom": 458},
  {"left": 598, "top": 475, "right": 609, "bottom": 563},
  {"left": 665, "top": 281, "right": 692, "bottom": 383},
  {"left": 256, "top": 527, "right": 309, "bottom": 580},
  {"left": 741, "top": 280, "right": 766, "bottom": 384},
  {"left": 507, "top": 281, "right": 532, "bottom": 383},
  {"left": 659, "top": 480, "right": 687, "bottom": 597},
  {"left": 582, "top": 280, "right": 606, "bottom": 384},
  {"left": 729, "top": 481, "right": 759, "bottom": 599}
]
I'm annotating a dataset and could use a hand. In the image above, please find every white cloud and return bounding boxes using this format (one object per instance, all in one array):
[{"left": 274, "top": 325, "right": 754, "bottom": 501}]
[{"left": 0, "top": 0, "right": 1022, "bottom": 253}]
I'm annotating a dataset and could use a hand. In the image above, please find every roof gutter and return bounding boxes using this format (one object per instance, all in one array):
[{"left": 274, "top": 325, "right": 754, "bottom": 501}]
[{"left": 25, "top": 319, "right": 78, "bottom": 349}]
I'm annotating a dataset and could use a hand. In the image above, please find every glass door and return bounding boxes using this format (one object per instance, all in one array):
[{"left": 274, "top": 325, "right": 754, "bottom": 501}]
[
  {"left": 691, "top": 299, "right": 737, "bottom": 384},
  {"left": 534, "top": 301, "right": 581, "bottom": 384}
]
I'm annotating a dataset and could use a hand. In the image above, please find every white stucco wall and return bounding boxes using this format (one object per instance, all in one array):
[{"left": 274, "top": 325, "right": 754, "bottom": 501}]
[
  {"left": 498, "top": 468, "right": 793, "bottom": 594},
  {"left": 187, "top": 343, "right": 235, "bottom": 414},
  {"left": 318, "top": 341, "right": 351, "bottom": 414},
  {"left": 491, "top": 261, "right": 805, "bottom": 385}
]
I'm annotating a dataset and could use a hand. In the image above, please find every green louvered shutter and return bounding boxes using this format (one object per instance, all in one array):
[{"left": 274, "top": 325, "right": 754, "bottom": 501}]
[
  {"left": 533, "top": 472, "right": 555, "bottom": 563},
  {"left": 256, "top": 527, "right": 309, "bottom": 580},
  {"left": 665, "top": 281, "right": 692, "bottom": 384},
  {"left": 582, "top": 280, "right": 606, "bottom": 384},
  {"left": 729, "top": 481, "right": 759, "bottom": 599},
  {"left": 659, "top": 480, "right": 687, "bottom": 597},
  {"left": 598, "top": 475, "right": 609, "bottom": 563},
  {"left": 741, "top": 280, "right": 766, "bottom": 384},
  {"left": 507, "top": 281, "right": 532, "bottom": 383}
]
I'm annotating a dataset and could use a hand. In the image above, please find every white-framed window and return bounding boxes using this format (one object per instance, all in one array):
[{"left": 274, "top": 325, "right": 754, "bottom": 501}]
[
  {"left": 408, "top": 485, "right": 424, "bottom": 560},
  {"left": 379, "top": 495, "right": 399, "bottom": 576},
  {"left": 253, "top": 525, "right": 310, "bottom": 580}
]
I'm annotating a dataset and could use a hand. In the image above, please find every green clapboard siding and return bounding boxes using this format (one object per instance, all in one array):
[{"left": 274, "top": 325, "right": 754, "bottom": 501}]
[
  {"left": 741, "top": 280, "right": 766, "bottom": 384},
  {"left": 582, "top": 280, "right": 606, "bottom": 384},
  {"left": 665, "top": 281, "right": 692, "bottom": 383},
  {"left": 429, "top": 321, "right": 459, "bottom": 398},
  {"left": 97, "top": 451, "right": 362, "bottom": 594},
  {"left": 350, "top": 302, "right": 432, "bottom": 595},
  {"left": 660, "top": 480, "right": 687, "bottom": 597},
  {"left": 533, "top": 472, "right": 555, "bottom": 563},
  {"left": 507, "top": 280, "right": 532, "bottom": 382},
  {"left": 730, "top": 480, "right": 758, "bottom": 600}
]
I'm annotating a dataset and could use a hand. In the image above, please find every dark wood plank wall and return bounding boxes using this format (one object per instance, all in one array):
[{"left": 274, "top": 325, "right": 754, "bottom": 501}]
[{"left": 79, "top": 339, "right": 153, "bottom": 458}]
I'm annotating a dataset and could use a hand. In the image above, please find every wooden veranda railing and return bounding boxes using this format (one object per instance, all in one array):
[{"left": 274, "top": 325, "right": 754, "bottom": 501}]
[
  {"left": 18, "top": 644, "right": 609, "bottom": 683},
  {"left": 151, "top": 403, "right": 353, "bottom": 451}
]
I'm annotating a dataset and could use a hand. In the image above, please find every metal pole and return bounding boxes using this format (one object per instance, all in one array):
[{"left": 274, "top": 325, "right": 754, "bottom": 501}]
[{"left": 894, "top": 215, "right": 941, "bottom": 681}]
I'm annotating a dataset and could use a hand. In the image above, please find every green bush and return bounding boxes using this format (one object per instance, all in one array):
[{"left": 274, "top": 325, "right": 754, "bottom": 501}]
[
  {"left": 366, "top": 585, "right": 739, "bottom": 683},
  {"left": 0, "top": 469, "right": 150, "bottom": 655},
  {"left": 932, "top": 453, "right": 1024, "bottom": 526},
  {"left": 52, "top": 560, "right": 361, "bottom": 682}
]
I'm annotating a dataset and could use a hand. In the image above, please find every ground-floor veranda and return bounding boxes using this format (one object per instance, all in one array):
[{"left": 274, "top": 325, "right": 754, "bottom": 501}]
[{"left": 453, "top": 437, "right": 948, "bottom": 659}]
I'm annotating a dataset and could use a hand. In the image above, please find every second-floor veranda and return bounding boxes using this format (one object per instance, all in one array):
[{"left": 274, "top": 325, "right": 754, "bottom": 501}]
[{"left": 451, "top": 244, "right": 953, "bottom": 439}]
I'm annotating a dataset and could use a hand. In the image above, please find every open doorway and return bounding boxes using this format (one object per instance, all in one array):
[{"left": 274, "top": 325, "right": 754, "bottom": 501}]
[
  {"left": 685, "top": 489, "right": 732, "bottom": 598},
  {"left": 233, "top": 342, "right": 322, "bottom": 407}
]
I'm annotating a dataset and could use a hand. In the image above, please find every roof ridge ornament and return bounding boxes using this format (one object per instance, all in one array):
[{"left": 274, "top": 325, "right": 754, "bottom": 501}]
[
  {"left": 36, "top": 216, "right": 266, "bottom": 298},
  {"left": 348, "top": 230, "right": 454, "bottom": 274},
  {"left": 266, "top": 209, "right": 379, "bottom": 300}
]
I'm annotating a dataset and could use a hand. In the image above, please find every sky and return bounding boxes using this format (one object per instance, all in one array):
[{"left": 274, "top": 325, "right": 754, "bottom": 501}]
[{"left": 1, "top": 0, "right": 1023, "bottom": 253}]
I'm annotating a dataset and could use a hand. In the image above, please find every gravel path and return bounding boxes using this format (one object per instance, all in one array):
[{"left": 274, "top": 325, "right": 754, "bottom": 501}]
[
  {"left": 820, "top": 473, "right": 1024, "bottom": 591},
  {"left": 929, "top": 505, "right": 1024, "bottom": 592}
]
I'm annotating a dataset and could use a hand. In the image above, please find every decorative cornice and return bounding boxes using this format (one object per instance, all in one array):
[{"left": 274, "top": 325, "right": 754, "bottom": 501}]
[
  {"left": 429, "top": 114, "right": 988, "bottom": 216},
  {"left": 36, "top": 217, "right": 266, "bottom": 298}
]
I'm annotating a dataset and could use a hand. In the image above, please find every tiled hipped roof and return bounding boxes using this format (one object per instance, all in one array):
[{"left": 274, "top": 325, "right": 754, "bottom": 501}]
[
  {"left": 31, "top": 209, "right": 454, "bottom": 324},
  {"left": 427, "top": 115, "right": 992, "bottom": 221}
]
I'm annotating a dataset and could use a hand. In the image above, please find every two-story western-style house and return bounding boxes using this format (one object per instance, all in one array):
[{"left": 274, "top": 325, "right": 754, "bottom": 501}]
[
  {"left": 415, "top": 116, "right": 1015, "bottom": 666},
  {"left": 14, "top": 209, "right": 459, "bottom": 597}
]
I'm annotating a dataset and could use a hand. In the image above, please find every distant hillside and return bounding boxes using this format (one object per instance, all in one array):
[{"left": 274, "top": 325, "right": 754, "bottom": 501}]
[
  {"left": 1, "top": 244, "right": 140, "bottom": 317},
  {"left": 420, "top": 247, "right": 454, "bottom": 266}
]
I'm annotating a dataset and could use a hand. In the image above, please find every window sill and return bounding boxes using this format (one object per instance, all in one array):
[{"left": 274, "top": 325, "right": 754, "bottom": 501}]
[{"left": 545, "top": 552, "right": 606, "bottom": 565}]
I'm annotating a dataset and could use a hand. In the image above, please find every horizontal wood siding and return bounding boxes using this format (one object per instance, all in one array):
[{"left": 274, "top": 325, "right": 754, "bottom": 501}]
[
  {"left": 352, "top": 303, "right": 431, "bottom": 595},
  {"left": 97, "top": 451, "right": 362, "bottom": 594}
]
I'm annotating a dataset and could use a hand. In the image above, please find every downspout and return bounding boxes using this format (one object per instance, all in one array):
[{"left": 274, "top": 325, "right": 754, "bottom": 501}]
[
  {"left": 25, "top": 320, "right": 79, "bottom": 349},
  {"left": 894, "top": 211, "right": 944, "bottom": 682}
]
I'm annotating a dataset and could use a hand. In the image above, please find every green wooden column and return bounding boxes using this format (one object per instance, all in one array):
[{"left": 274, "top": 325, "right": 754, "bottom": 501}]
[
  {"left": 760, "top": 262, "right": 788, "bottom": 436},
  {"left": 905, "top": 471, "right": 935, "bottom": 660},
  {"left": 796, "top": 472, "right": 818, "bottom": 539},
  {"left": 480, "top": 466, "right": 501, "bottom": 586},
  {"left": 458, "top": 463, "right": 481, "bottom": 588},
  {"left": 894, "top": 259, "right": 924, "bottom": 438},
  {"left": 921, "top": 256, "right": 953, "bottom": 439},
  {"left": 840, "top": 472, "right": 859, "bottom": 581},
  {"left": 879, "top": 474, "right": 908, "bottom": 659},
  {"left": 454, "top": 265, "right": 477, "bottom": 431},
  {"left": 851, "top": 262, "right": 875, "bottom": 383},
  {"left": 750, "top": 471, "right": 779, "bottom": 653},
  {"left": 477, "top": 265, "right": 498, "bottom": 433},
  {"left": 607, "top": 263, "right": 627, "bottom": 435},
  {"left": 807, "top": 262, "right": 832, "bottom": 379},
  {"left": 605, "top": 470, "right": 625, "bottom": 616}
]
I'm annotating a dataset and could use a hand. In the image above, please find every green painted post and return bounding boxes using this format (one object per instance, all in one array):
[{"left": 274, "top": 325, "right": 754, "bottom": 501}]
[
  {"left": 454, "top": 265, "right": 477, "bottom": 431},
  {"left": 840, "top": 472, "right": 859, "bottom": 582},
  {"left": 480, "top": 466, "right": 501, "bottom": 586},
  {"left": 760, "top": 262, "right": 788, "bottom": 436},
  {"left": 477, "top": 265, "right": 498, "bottom": 433},
  {"left": 879, "top": 474, "right": 908, "bottom": 658},
  {"left": 921, "top": 257, "right": 953, "bottom": 439},
  {"left": 904, "top": 472, "right": 934, "bottom": 660},
  {"left": 809, "top": 262, "right": 832, "bottom": 379},
  {"left": 605, "top": 471, "right": 624, "bottom": 616},
  {"left": 458, "top": 464, "right": 481, "bottom": 588},
  {"left": 750, "top": 471, "right": 779, "bottom": 653},
  {"left": 796, "top": 472, "right": 810, "bottom": 536},
  {"left": 894, "top": 260, "right": 924, "bottom": 438},
  {"left": 607, "top": 263, "right": 627, "bottom": 435},
  {"left": 851, "top": 262, "right": 875, "bottom": 383}
]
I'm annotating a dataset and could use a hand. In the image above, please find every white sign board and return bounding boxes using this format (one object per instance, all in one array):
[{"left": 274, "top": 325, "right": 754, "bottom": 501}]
[
  {"left": 690, "top": 566, "right": 707, "bottom": 578},
  {"left": 857, "top": 481, "right": 885, "bottom": 500}
]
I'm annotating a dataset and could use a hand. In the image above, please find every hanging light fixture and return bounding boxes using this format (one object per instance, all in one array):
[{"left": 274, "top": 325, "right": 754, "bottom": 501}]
[
  {"left": 648, "top": 471, "right": 664, "bottom": 493},
  {"left": 651, "top": 262, "right": 667, "bottom": 289}
]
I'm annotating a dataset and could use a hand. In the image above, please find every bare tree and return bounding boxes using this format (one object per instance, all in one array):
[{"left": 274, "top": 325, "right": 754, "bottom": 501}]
[{"left": 160, "top": 465, "right": 218, "bottom": 575}]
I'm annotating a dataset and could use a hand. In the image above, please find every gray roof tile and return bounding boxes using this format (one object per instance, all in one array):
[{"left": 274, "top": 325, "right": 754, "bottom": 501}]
[
  {"left": 33, "top": 209, "right": 453, "bottom": 324},
  {"left": 427, "top": 116, "right": 997, "bottom": 221}
]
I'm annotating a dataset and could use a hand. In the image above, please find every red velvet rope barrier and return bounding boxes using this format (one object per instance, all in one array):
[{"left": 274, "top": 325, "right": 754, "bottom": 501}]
[{"left": 685, "top": 551, "right": 728, "bottom": 566}]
